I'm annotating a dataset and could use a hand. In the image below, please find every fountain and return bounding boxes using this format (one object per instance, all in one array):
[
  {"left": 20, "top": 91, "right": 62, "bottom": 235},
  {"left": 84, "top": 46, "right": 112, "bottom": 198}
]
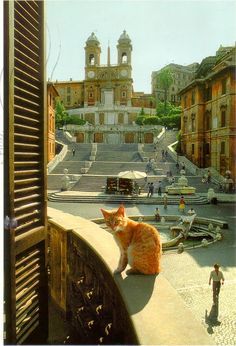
[
  {"left": 165, "top": 171, "right": 196, "bottom": 195},
  {"left": 93, "top": 212, "right": 227, "bottom": 251}
]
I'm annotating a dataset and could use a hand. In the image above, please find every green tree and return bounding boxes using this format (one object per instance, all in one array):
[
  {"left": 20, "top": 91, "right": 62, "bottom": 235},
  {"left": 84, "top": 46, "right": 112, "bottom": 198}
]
[
  {"left": 66, "top": 115, "right": 86, "bottom": 125},
  {"left": 55, "top": 100, "right": 69, "bottom": 128},
  {"left": 157, "top": 68, "right": 173, "bottom": 115}
]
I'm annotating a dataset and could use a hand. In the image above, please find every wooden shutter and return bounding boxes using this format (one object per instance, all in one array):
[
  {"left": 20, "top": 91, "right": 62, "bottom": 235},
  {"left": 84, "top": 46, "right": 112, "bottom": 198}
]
[{"left": 4, "top": 1, "right": 48, "bottom": 344}]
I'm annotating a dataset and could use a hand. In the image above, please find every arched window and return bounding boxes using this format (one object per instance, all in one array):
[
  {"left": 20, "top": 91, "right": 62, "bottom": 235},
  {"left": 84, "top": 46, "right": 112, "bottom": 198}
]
[
  {"left": 191, "top": 113, "right": 196, "bottom": 132},
  {"left": 220, "top": 106, "right": 227, "bottom": 127},
  {"left": 205, "top": 111, "right": 211, "bottom": 130},
  {"left": 89, "top": 54, "right": 95, "bottom": 65},
  {"left": 121, "top": 52, "right": 127, "bottom": 63}
]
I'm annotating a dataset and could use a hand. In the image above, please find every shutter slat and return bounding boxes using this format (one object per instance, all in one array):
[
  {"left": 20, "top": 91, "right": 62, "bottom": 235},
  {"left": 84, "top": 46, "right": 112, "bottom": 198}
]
[
  {"left": 14, "top": 123, "right": 40, "bottom": 133},
  {"left": 15, "top": 38, "right": 39, "bottom": 61},
  {"left": 15, "top": 114, "right": 40, "bottom": 125},
  {"left": 16, "top": 273, "right": 40, "bottom": 295},
  {"left": 16, "top": 250, "right": 40, "bottom": 268},
  {"left": 15, "top": 220, "right": 41, "bottom": 235},
  {"left": 14, "top": 8, "right": 39, "bottom": 42},
  {"left": 14, "top": 132, "right": 40, "bottom": 140},
  {"left": 14, "top": 20, "right": 39, "bottom": 49},
  {"left": 17, "top": 319, "right": 39, "bottom": 344},
  {"left": 16, "top": 311, "right": 39, "bottom": 341},
  {"left": 15, "top": 66, "right": 40, "bottom": 84},
  {"left": 15, "top": 85, "right": 40, "bottom": 104},
  {"left": 15, "top": 47, "right": 39, "bottom": 70},
  {"left": 15, "top": 186, "right": 40, "bottom": 194},
  {"left": 24, "top": 1, "right": 39, "bottom": 17},
  {"left": 15, "top": 161, "right": 39, "bottom": 166},
  {"left": 16, "top": 258, "right": 39, "bottom": 276},
  {"left": 15, "top": 210, "right": 40, "bottom": 223},
  {"left": 15, "top": 75, "right": 40, "bottom": 93},
  {"left": 16, "top": 264, "right": 40, "bottom": 286},
  {"left": 14, "top": 152, "right": 40, "bottom": 157},
  {"left": 16, "top": 290, "right": 38, "bottom": 311},
  {"left": 15, "top": 56, "right": 39, "bottom": 76},
  {"left": 15, "top": 170, "right": 40, "bottom": 176},
  {"left": 15, "top": 1, "right": 39, "bottom": 26},
  {"left": 14, "top": 201, "right": 41, "bottom": 213},
  {"left": 16, "top": 300, "right": 39, "bottom": 326}
]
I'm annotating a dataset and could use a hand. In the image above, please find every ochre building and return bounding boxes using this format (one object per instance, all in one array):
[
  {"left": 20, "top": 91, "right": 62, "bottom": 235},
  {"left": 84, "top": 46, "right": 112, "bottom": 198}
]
[
  {"left": 179, "top": 45, "right": 236, "bottom": 180},
  {"left": 47, "top": 83, "right": 59, "bottom": 162}
]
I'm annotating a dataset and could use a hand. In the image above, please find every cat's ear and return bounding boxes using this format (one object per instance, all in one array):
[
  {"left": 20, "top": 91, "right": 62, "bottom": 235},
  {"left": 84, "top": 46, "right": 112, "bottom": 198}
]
[
  {"left": 117, "top": 204, "right": 125, "bottom": 216},
  {"left": 101, "top": 208, "right": 108, "bottom": 218}
]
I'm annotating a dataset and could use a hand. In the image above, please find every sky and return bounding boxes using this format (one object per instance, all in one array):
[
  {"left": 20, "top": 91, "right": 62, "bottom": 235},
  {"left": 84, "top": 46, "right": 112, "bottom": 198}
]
[{"left": 46, "top": 0, "right": 236, "bottom": 93}]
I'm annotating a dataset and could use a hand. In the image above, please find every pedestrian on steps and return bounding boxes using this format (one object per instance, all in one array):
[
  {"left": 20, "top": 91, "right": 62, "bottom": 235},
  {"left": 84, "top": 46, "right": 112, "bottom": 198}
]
[
  {"left": 163, "top": 193, "right": 168, "bottom": 209},
  {"left": 178, "top": 195, "right": 185, "bottom": 213}
]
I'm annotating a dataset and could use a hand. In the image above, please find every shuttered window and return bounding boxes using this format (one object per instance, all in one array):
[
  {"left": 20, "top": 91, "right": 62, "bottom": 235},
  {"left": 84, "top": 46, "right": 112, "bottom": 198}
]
[{"left": 4, "top": 1, "right": 48, "bottom": 344}]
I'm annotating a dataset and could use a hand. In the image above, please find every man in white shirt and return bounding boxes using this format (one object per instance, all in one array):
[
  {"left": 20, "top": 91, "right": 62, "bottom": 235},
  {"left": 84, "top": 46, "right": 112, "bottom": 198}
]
[{"left": 209, "top": 263, "right": 225, "bottom": 304}]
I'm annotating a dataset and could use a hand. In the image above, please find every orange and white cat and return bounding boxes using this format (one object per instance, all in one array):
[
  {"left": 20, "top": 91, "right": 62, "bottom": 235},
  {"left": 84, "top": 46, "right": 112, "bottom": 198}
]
[{"left": 101, "top": 205, "right": 162, "bottom": 275}]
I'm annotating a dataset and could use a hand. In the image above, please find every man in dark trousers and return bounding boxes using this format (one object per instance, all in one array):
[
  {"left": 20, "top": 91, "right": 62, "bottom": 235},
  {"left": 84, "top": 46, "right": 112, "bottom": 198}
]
[
  {"left": 147, "top": 182, "right": 154, "bottom": 197},
  {"left": 209, "top": 263, "right": 225, "bottom": 305}
]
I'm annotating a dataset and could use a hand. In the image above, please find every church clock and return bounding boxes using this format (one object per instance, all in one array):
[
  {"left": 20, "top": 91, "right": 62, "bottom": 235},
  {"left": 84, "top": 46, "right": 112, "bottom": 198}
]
[
  {"left": 120, "top": 69, "right": 128, "bottom": 77},
  {"left": 88, "top": 70, "right": 95, "bottom": 78}
]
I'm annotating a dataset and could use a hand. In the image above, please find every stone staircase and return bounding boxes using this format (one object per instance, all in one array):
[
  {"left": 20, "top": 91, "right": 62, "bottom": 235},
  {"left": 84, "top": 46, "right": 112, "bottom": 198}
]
[
  {"left": 95, "top": 143, "right": 140, "bottom": 162},
  {"left": 88, "top": 162, "right": 148, "bottom": 175},
  {"left": 48, "top": 192, "right": 209, "bottom": 205},
  {"left": 72, "top": 176, "right": 107, "bottom": 192}
]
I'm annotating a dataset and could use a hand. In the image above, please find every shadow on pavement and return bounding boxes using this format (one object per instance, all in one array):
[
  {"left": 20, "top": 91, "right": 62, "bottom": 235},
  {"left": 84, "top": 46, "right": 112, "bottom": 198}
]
[
  {"left": 115, "top": 273, "right": 157, "bottom": 315},
  {"left": 205, "top": 300, "right": 221, "bottom": 334}
]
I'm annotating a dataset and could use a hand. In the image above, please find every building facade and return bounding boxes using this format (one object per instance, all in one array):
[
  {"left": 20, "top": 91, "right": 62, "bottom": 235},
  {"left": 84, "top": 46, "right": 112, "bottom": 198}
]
[
  {"left": 152, "top": 63, "right": 198, "bottom": 106},
  {"left": 47, "top": 83, "right": 59, "bottom": 162},
  {"left": 53, "top": 31, "right": 155, "bottom": 128},
  {"left": 179, "top": 46, "right": 236, "bottom": 180},
  {"left": 52, "top": 80, "right": 84, "bottom": 109}
]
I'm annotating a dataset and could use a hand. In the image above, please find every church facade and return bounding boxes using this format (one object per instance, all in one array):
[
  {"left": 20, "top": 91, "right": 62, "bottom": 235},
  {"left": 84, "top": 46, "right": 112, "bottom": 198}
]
[
  {"left": 53, "top": 31, "right": 159, "bottom": 143},
  {"left": 84, "top": 31, "right": 133, "bottom": 108}
]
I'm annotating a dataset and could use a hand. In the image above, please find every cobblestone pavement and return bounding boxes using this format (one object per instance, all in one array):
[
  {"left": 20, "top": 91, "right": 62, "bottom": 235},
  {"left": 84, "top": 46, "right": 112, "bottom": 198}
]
[{"left": 162, "top": 251, "right": 236, "bottom": 346}]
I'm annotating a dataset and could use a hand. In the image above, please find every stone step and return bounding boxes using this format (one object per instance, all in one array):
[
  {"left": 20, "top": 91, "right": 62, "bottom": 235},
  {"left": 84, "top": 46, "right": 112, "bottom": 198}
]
[
  {"left": 50, "top": 161, "right": 87, "bottom": 174},
  {"left": 48, "top": 193, "right": 209, "bottom": 205},
  {"left": 88, "top": 162, "right": 148, "bottom": 175},
  {"left": 95, "top": 151, "right": 141, "bottom": 162}
]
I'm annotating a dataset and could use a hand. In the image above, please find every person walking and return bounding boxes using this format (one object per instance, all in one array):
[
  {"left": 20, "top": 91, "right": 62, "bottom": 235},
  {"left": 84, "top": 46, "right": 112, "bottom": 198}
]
[
  {"left": 187, "top": 207, "right": 196, "bottom": 215},
  {"left": 209, "top": 264, "right": 225, "bottom": 305},
  {"left": 72, "top": 148, "right": 75, "bottom": 157},
  {"left": 157, "top": 181, "right": 162, "bottom": 196},
  {"left": 154, "top": 207, "right": 161, "bottom": 221},
  {"left": 149, "top": 182, "right": 154, "bottom": 197},
  {"left": 207, "top": 170, "right": 211, "bottom": 184},
  {"left": 147, "top": 183, "right": 154, "bottom": 197},
  {"left": 178, "top": 195, "right": 185, "bottom": 213},
  {"left": 176, "top": 161, "right": 180, "bottom": 172},
  {"left": 163, "top": 193, "right": 168, "bottom": 209}
]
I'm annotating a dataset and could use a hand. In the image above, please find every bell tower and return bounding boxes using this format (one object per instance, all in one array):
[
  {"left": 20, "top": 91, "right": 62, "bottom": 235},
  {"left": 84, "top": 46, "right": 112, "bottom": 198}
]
[
  {"left": 85, "top": 32, "right": 101, "bottom": 68},
  {"left": 117, "top": 30, "right": 132, "bottom": 66}
]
